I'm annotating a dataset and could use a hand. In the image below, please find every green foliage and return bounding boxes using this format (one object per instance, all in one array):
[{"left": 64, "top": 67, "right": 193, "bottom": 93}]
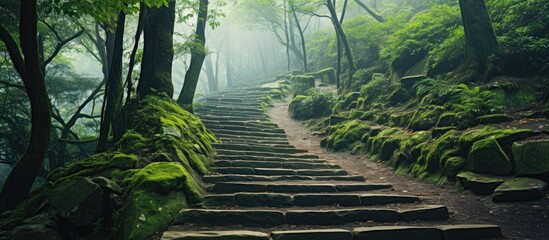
[
  {"left": 382, "top": 5, "right": 462, "bottom": 64},
  {"left": 324, "top": 120, "right": 371, "bottom": 151},
  {"left": 289, "top": 90, "right": 335, "bottom": 120}
]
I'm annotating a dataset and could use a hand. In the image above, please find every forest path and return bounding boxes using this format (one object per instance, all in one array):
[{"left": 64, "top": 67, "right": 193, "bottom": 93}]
[{"left": 161, "top": 83, "right": 503, "bottom": 240}]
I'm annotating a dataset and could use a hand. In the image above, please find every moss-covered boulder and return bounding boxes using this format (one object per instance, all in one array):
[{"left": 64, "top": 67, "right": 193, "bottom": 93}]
[
  {"left": 335, "top": 92, "right": 362, "bottom": 110},
  {"left": 325, "top": 120, "right": 371, "bottom": 151},
  {"left": 288, "top": 91, "right": 335, "bottom": 120},
  {"left": 457, "top": 171, "right": 505, "bottom": 195},
  {"left": 458, "top": 127, "right": 535, "bottom": 156},
  {"left": 312, "top": 68, "right": 336, "bottom": 84},
  {"left": 291, "top": 75, "right": 315, "bottom": 95},
  {"left": 408, "top": 106, "right": 445, "bottom": 130},
  {"left": 467, "top": 138, "right": 512, "bottom": 176},
  {"left": 512, "top": 140, "right": 549, "bottom": 177},
  {"left": 113, "top": 162, "right": 201, "bottom": 240},
  {"left": 476, "top": 114, "right": 514, "bottom": 124},
  {"left": 493, "top": 178, "right": 548, "bottom": 202}
]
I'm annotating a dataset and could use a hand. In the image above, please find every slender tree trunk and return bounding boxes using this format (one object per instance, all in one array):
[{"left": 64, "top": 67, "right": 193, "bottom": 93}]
[
  {"left": 204, "top": 55, "right": 218, "bottom": 92},
  {"left": 225, "top": 43, "right": 233, "bottom": 88},
  {"left": 125, "top": 3, "right": 145, "bottom": 102},
  {"left": 458, "top": 0, "right": 500, "bottom": 83},
  {"left": 177, "top": 0, "right": 209, "bottom": 112},
  {"left": 283, "top": 5, "right": 291, "bottom": 71},
  {"left": 0, "top": 0, "right": 52, "bottom": 210},
  {"left": 97, "top": 11, "right": 126, "bottom": 152},
  {"left": 326, "top": 0, "right": 355, "bottom": 90},
  {"left": 353, "top": 0, "right": 385, "bottom": 22},
  {"left": 138, "top": 0, "right": 176, "bottom": 98},
  {"left": 292, "top": 6, "right": 307, "bottom": 72}
]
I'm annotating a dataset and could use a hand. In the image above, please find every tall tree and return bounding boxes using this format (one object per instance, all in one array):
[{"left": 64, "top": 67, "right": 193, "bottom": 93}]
[
  {"left": 177, "top": 0, "right": 209, "bottom": 112},
  {"left": 0, "top": 0, "right": 52, "bottom": 210},
  {"left": 458, "top": 0, "right": 500, "bottom": 82},
  {"left": 137, "top": 0, "right": 176, "bottom": 98},
  {"left": 97, "top": 10, "right": 126, "bottom": 152},
  {"left": 353, "top": 0, "right": 384, "bottom": 22},
  {"left": 326, "top": 0, "right": 355, "bottom": 90}
]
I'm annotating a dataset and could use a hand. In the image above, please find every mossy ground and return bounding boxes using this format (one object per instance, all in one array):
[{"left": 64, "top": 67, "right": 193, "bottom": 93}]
[{"left": 1, "top": 95, "right": 217, "bottom": 239}]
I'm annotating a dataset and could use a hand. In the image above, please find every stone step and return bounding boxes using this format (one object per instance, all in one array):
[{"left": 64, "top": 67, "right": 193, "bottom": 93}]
[
  {"left": 205, "top": 97, "right": 263, "bottom": 103},
  {"left": 198, "top": 115, "right": 271, "bottom": 122},
  {"left": 203, "top": 193, "right": 420, "bottom": 208},
  {"left": 212, "top": 158, "right": 341, "bottom": 169},
  {"left": 214, "top": 143, "right": 295, "bottom": 149},
  {"left": 201, "top": 119, "right": 278, "bottom": 128},
  {"left": 214, "top": 144, "right": 306, "bottom": 154},
  {"left": 200, "top": 101, "right": 265, "bottom": 107},
  {"left": 215, "top": 154, "right": 320, "bottom": 161},
  {"left": 212, "top": 160, "right": 339, "bottom": 169},
  {"left": 211, "top": 167, "right": 348, "bottom": 176},
  {"left": 211, "top": 129, "right": 287, "bottom": 138},
  {"left": 161, "top": 224, "right": 502, "bottom": 240},
  {"left": 202, "top": 174, "right": 365, "bottom": 183},
  {"left": 174, "top": 206, "right": 449, "bottom": 227},
  {"left": 209, "top": 182, "right": 393, "bottom": 194},
  {"left": 215, "top": 133, "right": 289, "bottom": 142},
  {"left": 215, "top": 149, "right": 317, "bottom": 158},
  {"left": 219, "top": 138, "right": 290, "bottom": 145},
  {"left": 207, "top": 125, "right": 286, "bottom": 134},
  {"left": 352, "top": 225, "right": 503, "bottom": 240},
  {"left": 199, "top": 110, "right": 268, "bottom": 119},
  {"left": 198, "top": 105, "right": 265, "bottom": 113}
]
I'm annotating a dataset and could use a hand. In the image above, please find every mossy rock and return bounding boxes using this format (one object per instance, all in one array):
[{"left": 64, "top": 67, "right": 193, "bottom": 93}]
[
  {"left": 467, "top": 138, "right": 512, "bottom": 176},
  {"left": 457, "top": 171, "right": 505, "bottom": 195},
  {"left": 408, "top": 106, "right": 445, "bottom": 130},
  {"left": 335, "top": 92, "right": 362, "bottom": 110},
  {"left": 432, "top": 127, "right": 457, "bottom": 138},
  {"left": 444, "top": 157, "right": 466, "bottom": 177},
  {"left": 288, "top": 91, "right": 335, "bottom": 120},
  {"left": 476, "top": 114, "right": 514, "bottom": 124},
  {"left": 114, "top": 162, "right": 201, "bottom": 240},
  {"left": 458, "top": 127, "right": 536, "bottom": 156},
  {"left": 493, "top": 178, "right": 548, "bottom": 202},
  {"left": 312, "top": 68, "right": 336, "bottom": 84},
  {"left": 109, "top": 153, "right": 138, "bottom": 170},
  {"left": 437, "top": 112, "right": 458, "bottom": 127},
  {"left": 412, "top": 130, "right": 460, "bottom": 178},
  {"left": 512, "top": 139, "right": 549, "bottom": 177},
  {"left": 325, "top": 120, "right": 371, "bottom": 151}
]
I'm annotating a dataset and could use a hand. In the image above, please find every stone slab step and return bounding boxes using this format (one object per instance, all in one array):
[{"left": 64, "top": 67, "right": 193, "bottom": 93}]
[
  {"left": 215, "top": 150, "right": 319, "bottom": 159},
  {"left": 203, "top": 193, "right": 420, "bottom": 208},
  {"left": 202, "top": 119, "right": 278, "bottom": 127},
  {"left": 214, "top": 144, "right": 307, "bottom": 154},
  {"left": 210, "top": 182, "right": 393, "bottom": 194},
  {"left": 198, "top": 115, "right": 271, "bottom": 122},
  {"left": 211, "top": 129, "right": 287, "bottom": 138},
  {"left": 215, "top": 134, "right": 289, "bottom": 142},
  {"left": 174, "top": 206, "right": 448, "bottom": 227},
  {"left": 208, "top": 125, "right": 286, "bottom": 134},
  {"left": 214, "top": 143, "right": 296, "bottom": 151},
  {"left": 198, "top": 109, "right": 268, "bottom": 118},
  {"left": 352, "top": 224, "right": 502, "bottom": 240},
  {"left": 202, "top": 174, "right": 365, "bottom": 183},
  {"left": 161, "top": 230, "right": 269, "bottom": 240},
  {"left": 219, "top": 138, "right": 291, "bottom": 145},
  {"left": 162, "top": 224, "right": 502, "bottom": 240},
  {"left": 212, "top": 160, "right": 340, "bottom": 170},
  {"left": 271, "top": 229, "right": 352, "bottom": 240},
  {"left": 211, "top": 167, "right": 348, "bottom": 176},
  {"left": 215, "top": 155, "right": 320, "bottom": 161},
  {"left": 198, "top": 105, "right": 265, "bottom": 113}
]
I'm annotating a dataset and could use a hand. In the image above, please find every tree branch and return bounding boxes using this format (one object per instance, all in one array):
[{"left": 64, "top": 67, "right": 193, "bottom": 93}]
[
  {"left": 44, "top": 28, "right": 85, "bottom": 66},
  {"left": 0, "top": 26, "right": 27, "bottom": 82}
]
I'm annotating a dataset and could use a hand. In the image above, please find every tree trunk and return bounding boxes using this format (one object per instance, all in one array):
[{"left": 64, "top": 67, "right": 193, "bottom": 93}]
[
  {"left": 125, "top": 3, "right": 145, "bottom": 102},
  {"left": 283, "top": 6, "right": 291, "bottom": 71},
  {"left": 225, "top": 44, "right": 233, "bottom": 88},
  {"left": 204, "top": 55, "right": 218, "bottom": 92},
  {"left": 97, "top": 11, "right": 126, "bottom": 152},
  {"left": 353, "top": 0, "right": 385, "bottom": 22},
  {"left": 292, "top": 6, "right": 307, "bottom": 72},
  {"left": 326, "top": 0, "right": 355, "bottom": 90},
  {"left": 458, "top": 0, "right": 500, "bottom": 83},
  {"left": 177, "top": 0, "right": 209, "bottom": 112},
  {"left": 137, "top": 0, "right": 176, "bottom": 98},
  {"left": 0, "top": 0, "right": 52, "bottom": 210}
]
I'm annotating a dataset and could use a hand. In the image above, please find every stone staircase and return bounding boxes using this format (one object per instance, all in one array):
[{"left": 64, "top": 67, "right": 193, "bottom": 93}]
[{"left": 161, "top": 86, "right": 503, "bottom": 240}]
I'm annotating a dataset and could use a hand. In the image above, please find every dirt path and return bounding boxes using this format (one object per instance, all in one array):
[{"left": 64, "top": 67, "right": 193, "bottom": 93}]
[{"left": 268, "top": 98, "right": 549, "bottom": 240}]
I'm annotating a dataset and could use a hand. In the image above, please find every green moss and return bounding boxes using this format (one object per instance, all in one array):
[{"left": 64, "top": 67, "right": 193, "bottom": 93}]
[
  {"left": 458, "top": 127, "right": 535, "bottom": 155},
  {"left": 312, "top": 68, "right": 336, "bottom": 84},
  {"left": 288, "top": 91, "right": 335, "bottom": 120},
  {"left": 334, "top": 92, "right": 362, "bottom": 110},
  {"left": 325, "top": 120, "right": 371, "bottom": 151},
  {"left": 476, "top": 114, "right": 514, "bottom": 124},
  {"left": 291, "top": 75, "right": 315, "bottom": 95},
  {"left": 408, "top": 105, "right": 445, "bottom": 130},
  {"left": 109, "top": 153, "right": 138, "bottom": 170},
  {"left": 47, "top": 153, "right": 112, "bottom": 184},
  {"left": 444, "top": 156, "right": 465, "bottom": 177},
  {"left": 412, "top": 130, "right": 460, "bottom": 179},
  {"left": 467, "top": 138, "right": 512, "bottom": 176},
  {"left": 437, "top": 112, "right": 458, "bottom": 127},
  {"left": 113, "top": 162, "right": 202, "bottom": 239}
]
